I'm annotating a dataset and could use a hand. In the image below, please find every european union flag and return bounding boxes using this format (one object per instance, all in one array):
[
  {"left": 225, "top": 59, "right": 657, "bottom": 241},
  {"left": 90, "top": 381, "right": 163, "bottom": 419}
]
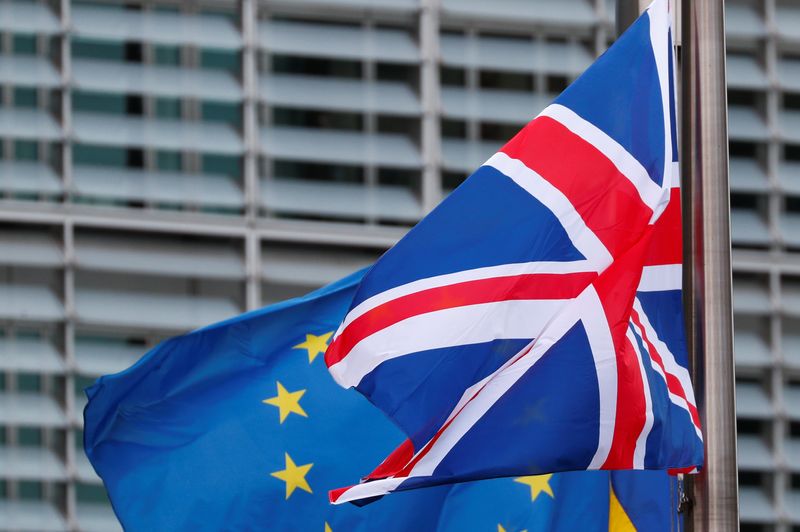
[{"left": 84, "top": 269, "right": 682, "bottom": 531}]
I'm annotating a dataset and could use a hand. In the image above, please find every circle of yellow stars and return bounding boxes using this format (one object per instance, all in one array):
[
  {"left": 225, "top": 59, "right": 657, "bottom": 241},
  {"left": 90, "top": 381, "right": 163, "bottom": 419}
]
[{"left": 264, "top": 330, "right": 557, "bottom": 531}]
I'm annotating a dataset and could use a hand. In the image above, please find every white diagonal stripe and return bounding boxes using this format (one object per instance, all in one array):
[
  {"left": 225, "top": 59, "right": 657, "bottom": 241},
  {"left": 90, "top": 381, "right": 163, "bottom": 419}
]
[
  {"left": 486, "top": 152, "right": 613, "bottom": 272},
  {"left": 627, "top": 327, "right": 655, "bottom": 469},
  {"left": 647, "top": 0, "right": 675, "bottom": 220},
  {"left": 539, "top": 104, "right": 669, "bottom": 222},
  {"left": 329, "top": 299, "right": 566, "bottom": 387}
]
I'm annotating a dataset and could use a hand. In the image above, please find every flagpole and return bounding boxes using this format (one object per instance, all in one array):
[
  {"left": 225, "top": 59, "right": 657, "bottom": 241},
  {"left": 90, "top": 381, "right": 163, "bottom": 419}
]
[
  {"left": 616, "top": 1, "right": 740, "bottom": 530},
  {"left": 680, "top": 0, "right": 740, "bottom": 530},
  {"left": 614, "top": 0, "right": 649, "bottom": 40}
]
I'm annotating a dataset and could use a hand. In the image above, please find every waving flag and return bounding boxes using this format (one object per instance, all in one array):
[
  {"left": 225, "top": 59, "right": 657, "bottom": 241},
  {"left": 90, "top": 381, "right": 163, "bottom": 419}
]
[
  {"left": 83, "top": 268, "right": 684, "bottom": 531},
  {"left": 325, "top": 0, "right": 703, "bottom": 504}
]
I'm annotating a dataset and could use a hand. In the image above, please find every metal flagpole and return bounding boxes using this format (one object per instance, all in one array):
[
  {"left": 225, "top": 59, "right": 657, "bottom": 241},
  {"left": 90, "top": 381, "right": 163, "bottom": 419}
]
[
  {"left": 680, "top": 0, "right": 740, "bottom": 530},
  {"left": 615, "top": 1, "right": 740, "bottom": 530},
  {"left": 614, "top": 0, "right": 649, "bottom": 40}
]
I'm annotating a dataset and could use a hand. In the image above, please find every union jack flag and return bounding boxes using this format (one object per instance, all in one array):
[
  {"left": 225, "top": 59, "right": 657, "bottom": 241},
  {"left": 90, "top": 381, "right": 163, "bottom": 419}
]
[{"left": 325, "top": 0, "right": 704, "bottom": 504}]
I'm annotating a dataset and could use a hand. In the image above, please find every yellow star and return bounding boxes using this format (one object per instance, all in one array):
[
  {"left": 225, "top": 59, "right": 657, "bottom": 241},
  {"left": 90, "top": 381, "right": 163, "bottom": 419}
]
[
  {"left": 270, "top": 452, "right": 313, "bottom": 499},
  {"left": 514, "top": 474, "right": 554, "bottom": 502},
  {"left": 293, "top": 332, "right": 333, "bottom": 363},
  {"left": 497, "top": 525, "right": 528, "bottom": 532},
  {"left": 324, "top": 523, "right": 333, "bottom": 532},
  {"left": 262, "top": 382, "right": 307, "bottom": 423}
]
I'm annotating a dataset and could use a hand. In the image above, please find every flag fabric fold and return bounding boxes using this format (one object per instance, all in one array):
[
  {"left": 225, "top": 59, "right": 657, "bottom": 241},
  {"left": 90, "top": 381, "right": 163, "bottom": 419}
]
[
  {"left": 325, "top": 0, "right": 703, "bottom": 505},
  {"left": 84, "top": 269, "right": 684, "bottom": 531}
]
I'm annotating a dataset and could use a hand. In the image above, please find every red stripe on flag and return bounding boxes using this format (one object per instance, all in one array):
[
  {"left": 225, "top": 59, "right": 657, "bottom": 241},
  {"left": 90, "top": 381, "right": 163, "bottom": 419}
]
[
  {"left": 603, "top": 336, "right": 648, "bottom": 469},
  {"left": 630, "top": 309, "right": 701, "bottom": 430},
  {"left": 329, "top": 486, "right": 351, "bottom": 504},
  {"left": 325, "top": 271, "right": 597, "bottom": 368},
  {"left": 364, "top": 438, "right": 415, "bottom": 480},
  {"left": 591, "top": 229, "right": 652, "bottom": 469},
  {"left": 501, "top": 117, "right": 654, "bottom": 260},
  {"left": 645, "top": 187, "right": 682, "bottom": 266}
]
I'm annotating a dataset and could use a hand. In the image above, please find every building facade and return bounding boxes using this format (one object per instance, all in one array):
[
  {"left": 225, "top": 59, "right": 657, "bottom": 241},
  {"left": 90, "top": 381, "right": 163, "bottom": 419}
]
[{"left": 0, "top": 0, "right": 795, "bottom": 530}]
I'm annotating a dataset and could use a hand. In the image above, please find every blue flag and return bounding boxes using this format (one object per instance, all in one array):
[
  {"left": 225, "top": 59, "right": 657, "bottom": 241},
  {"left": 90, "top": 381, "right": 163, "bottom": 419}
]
[{"left": 84, "top": 269, "right": 683, "bottom": 531}]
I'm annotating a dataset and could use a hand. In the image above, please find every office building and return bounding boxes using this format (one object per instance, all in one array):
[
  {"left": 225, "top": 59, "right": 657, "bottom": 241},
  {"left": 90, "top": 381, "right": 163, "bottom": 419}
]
[{"left": 0, "top": 0, "right": 795, "bottom": 529}]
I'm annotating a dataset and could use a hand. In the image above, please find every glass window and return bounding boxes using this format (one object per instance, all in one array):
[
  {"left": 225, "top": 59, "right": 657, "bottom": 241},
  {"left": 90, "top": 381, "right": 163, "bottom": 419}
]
[
  {"left": 730, "top": 141, "right": 759, "bottom": 158},
  {"left": 202, "top": 154, "right": 241, "bottom": 177},
  {"left": 14, "top": 329, "right": 43, "bottom": 341},
  {"left": 737, "top": 418, "right": 765, "bottom": 436},
  {"left": 157, "top": 151, "right": 182, "bottom": 171},
  {"left": 14, "top": 141, "right": 39, "bottom": 161},
  {"left": 442, "top": 171, "right": 467, "bottom": 191},
  {"left": 202, "top": 102, "right": 241, "bottom": 127},
  {"left": 272, "top": 108, "right": 362, "bottom": 131},
  {"left": 377, "top": 63, "right": 416, "bottom": 83},
  {"left": 18, "top": 481, "right": 43, "bottom": 500},
  {"left": 74, "top": 144, "right": 127, "bottom": 167},
  {"left": 126, "top": 95, "right": 144, "bottom": 116},
  {"left": 480, "top": 71, "right": 533, "bottom": 91},
  {"left": 201, "top": 49, "right": 239, "bottom": 72},
  {"left": 12, "top": 35, "right": 37, "bottom": 55},
  {"left": 17, "top": 373, "right": 41, "bottom": 392},
  {"left": 728, "top": 89, "right": 759, "bottom": 107},
  {"left": 127, "top": 149, "right": 144, "bottom": 169},
  {"left": 737, "top": 470, "right": 764, "bottom": 487},
  {"left": 440, "top": 66, "right": 466, "bottom": 87},
  {"left": 731, "top": 192, "right": 760, "bottom": 209},
  {"left": 378, "top": 167, "right": 417, "bottom": 188},
  {"left": 155, "top": 98, "right": 181, "bottom": 119},
  {"left": 786, "top": 92, "right": 800, "bottom": 111},
  {"left": 76, "top": 482, "right": 110, "bottom": 504},
  {"left": 481, "top": 122, "right": 523, "bottom": 142},
  {"left": 154, "top": 45, "right": 181, "bottom": 66},
  {"left": 272, "top": 55, "right": 362, "bottom": 79},
  {"left": 13, "top": 88, "right": 38, "bottom": 108},
  {"left": 545, "top": 75, "right": 569, "bottom": 95},
  {"left": 17, "top": 427, "right": 43, "bottom": 446},
  {"left": 73, "top": 91, "right": 126, "bottom": 114},
  {"left": 786, "top": 144, "right": 800, "bottom": 162},
  {"left": 123, "top": 41, "right": 143, "bottom": 63},
  {"left": 273, "top": 160, "right": 362, "bottom": 183},
  {"left": 153, "top": 5, "right": 179, "bottom": 14},
  {"left": 787, "top": 196, "right": 800, "bottom": 214},
  {"left": 74, "top": 376, "right": 96, "bottom": 394},
  {"left": 72, "top": 38, "right": 125, "bottom": 61},
  {"left": 441, "top": 119, "right": 467, "bottom": 139}
]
